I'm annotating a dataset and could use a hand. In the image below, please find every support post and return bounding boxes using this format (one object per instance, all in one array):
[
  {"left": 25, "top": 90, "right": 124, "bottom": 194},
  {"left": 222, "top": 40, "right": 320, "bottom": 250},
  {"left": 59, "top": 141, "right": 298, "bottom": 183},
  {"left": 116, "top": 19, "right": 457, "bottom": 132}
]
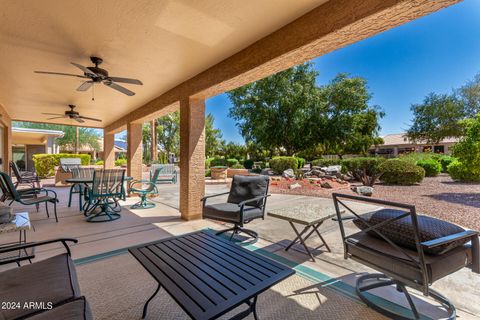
[
  {"left": 179, "top": 97, "right": 205, "bottom": 220},
  {"left": 127, "top": 122, "right": 143, "bottom": 181},
  {"left": 151, "top": 120, "right": 157, "bottom": 161},
  {"left": 3, "top": 123, "right": 12, "bottom": 173},
  {"left": 104, "top": 130, "right": 115, "bottom": 169}
]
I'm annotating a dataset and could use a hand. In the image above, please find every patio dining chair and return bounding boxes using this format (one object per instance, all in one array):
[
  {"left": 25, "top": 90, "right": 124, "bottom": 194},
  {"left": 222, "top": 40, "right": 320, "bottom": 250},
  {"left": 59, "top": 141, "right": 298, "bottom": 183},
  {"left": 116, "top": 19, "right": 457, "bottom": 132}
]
[
  {"left": 150, "top": 163, "right": 177, "bottom": 184},
  {"left": 129, "top": 167, "right": 161, "bottom": 209},
  {"left": 68, "top": 166, "right": 94, "bottom": 211},
  {"left": 0, "top": 171, "right": 59, "bottom": 222},
  {"left": 9, "top": 161, "right": 40, "bottom": 188},
  {"left": 201, "top": 175, "right": 270, "bottom": 242},
  {"left": 84, "top": 169, "right": 125, "bottom": 222},
  {"left": 332, "top": 193, "right": 479, "bottom": 320}
]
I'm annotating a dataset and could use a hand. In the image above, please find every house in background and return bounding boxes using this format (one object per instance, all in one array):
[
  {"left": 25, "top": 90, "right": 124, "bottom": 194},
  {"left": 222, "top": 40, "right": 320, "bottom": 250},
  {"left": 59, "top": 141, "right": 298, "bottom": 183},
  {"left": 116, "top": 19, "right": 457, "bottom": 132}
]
[
  {"left": 371, "top": 133, "right": 460, "bottom": 157},
  {"left": 12, "top": 127, "right": 64, "bottom": 171}
]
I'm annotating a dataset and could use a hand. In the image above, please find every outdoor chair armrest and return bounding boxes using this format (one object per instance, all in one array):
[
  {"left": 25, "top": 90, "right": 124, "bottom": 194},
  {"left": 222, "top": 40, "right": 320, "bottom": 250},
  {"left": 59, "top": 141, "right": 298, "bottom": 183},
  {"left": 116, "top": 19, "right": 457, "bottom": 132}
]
[
  {"left": 130, "top": 180, "right": 158, "bottom": 193},
  {"left": 26, "top": 187, "right": 58, "bottom": 199},
  {"left": 200, "top": 192, "right": 231, "bottom": 203},
  {"left": 421, "top": 230, "right": 479, "bottom": 249},
  {"left": 0, "top": 238, "right": 78, "bottom": 257},
  {"left": 238, "top": 194, "right": 271, "bottom": 207}
]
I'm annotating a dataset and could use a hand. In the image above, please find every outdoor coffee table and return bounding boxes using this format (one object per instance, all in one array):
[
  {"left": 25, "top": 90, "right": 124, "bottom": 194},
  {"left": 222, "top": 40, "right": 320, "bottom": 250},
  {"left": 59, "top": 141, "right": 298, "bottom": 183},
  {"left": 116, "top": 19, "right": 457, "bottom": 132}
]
[
  {"left": 268, "top": 202, "right": 344, "bottom": 261},
  {"left": 129, "top": 230, "right": 295, "bottom": 320},
  {"left": 0, "top": 212, "right": 34, "bottom": 265}
]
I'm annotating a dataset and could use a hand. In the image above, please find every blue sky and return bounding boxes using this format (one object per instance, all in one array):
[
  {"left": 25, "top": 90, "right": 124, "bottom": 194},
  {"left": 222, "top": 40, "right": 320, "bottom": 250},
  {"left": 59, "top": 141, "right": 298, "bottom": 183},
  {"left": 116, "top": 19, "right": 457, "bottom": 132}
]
[{"left": 206, "top": 0, "right": 480, "bottom": 144}]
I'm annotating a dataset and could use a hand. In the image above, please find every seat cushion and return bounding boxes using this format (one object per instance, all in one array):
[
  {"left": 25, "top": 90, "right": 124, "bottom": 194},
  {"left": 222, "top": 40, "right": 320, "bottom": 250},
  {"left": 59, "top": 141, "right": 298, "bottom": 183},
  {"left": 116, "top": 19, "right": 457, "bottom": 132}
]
[
  {"left": 26, "top": 297, "right": 93, "bottom": 320},
  {"left": 203, "top": 203, "right": 263, "bottom": 223},
  {"left": 227, "top": 175, "right": 269, "bottom": 208},
  {"left": 353, "top": 208, "right": 468, "bottom": 255},
  {"left": 346, "top": 232, "right": 472, "bottom": 284},
  {"left": 0, "top": 253, "right": 81, "bottom": 320}
]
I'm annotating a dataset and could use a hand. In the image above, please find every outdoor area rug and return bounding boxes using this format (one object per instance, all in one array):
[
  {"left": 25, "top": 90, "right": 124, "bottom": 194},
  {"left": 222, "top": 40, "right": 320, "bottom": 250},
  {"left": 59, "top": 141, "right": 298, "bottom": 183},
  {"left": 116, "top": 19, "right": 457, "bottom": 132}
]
[{"left": 75, "top": 252, "right": 386, "bottom": 320}]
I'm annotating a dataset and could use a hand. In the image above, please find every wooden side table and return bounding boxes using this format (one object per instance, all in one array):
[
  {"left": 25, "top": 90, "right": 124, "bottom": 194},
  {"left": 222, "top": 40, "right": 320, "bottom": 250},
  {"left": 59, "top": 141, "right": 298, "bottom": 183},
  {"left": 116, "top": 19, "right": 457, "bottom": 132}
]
[{"left": 268, "top": 201, "right": 344, "bottom": 261}]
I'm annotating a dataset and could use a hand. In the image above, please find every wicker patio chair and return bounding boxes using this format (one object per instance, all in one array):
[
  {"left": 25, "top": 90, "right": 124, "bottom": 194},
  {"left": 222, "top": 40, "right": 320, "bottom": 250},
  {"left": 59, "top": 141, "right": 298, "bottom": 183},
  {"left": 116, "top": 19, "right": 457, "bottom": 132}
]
[{"left": 332, "top": 193, "right": 479, "bottom": 320}]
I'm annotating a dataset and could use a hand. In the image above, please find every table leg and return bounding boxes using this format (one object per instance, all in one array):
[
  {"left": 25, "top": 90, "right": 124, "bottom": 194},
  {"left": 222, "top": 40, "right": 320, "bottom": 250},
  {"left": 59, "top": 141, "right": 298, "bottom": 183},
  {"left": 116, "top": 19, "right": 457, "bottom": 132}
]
[
  {"left": 142, "top": 283, "right": 161, "bottom": 319},
  {"left": 286, "top": 222, "right": 316, "bottom": 261},
  {"left": 285, "top": 224, "right": 311, "bottom": 251},
  {"left": 313, "top": 223, "right": 331, "bottom": 252}
]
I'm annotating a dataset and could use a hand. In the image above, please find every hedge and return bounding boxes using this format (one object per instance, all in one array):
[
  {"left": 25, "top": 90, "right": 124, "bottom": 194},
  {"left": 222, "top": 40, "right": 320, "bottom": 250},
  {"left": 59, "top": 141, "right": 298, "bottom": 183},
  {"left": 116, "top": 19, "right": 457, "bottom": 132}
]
[
  {"left": 269, "top": 157, "right": 298, "bottom": 174},
  {"left": 33, "top": 153, "right": 91, "bottom": 178},
  {"left": 226, "top": 158, "right": 239, "bottom": 167},
  {"left": 342, "top": 157, "right": 385, "bottom": 186},
  {"left": 379, "top": 159, "right": 425, "bottom": 185},
  {"left": 448, "top": 160, "right": 480, "bottom": 182},
  {"left": 311, "top": 158, "right": 342, "bottom": 167},
  {"left": 210, "top": 158, "right": 226, "bottom": 167},
  {"left": 231, "top": 163, "right": 245, "bottom": 169},
  {"left": 115, "top": 159, "right": 127, "bottom": 167},
  {"left": 416, "top": 159, "right": 441, "bottom": 177},
  {"left": 243, "top": 159, "right": 254, "bottom": 169},
  {"left": 439, "top": 156, "right": 455, "bottom": 173}
]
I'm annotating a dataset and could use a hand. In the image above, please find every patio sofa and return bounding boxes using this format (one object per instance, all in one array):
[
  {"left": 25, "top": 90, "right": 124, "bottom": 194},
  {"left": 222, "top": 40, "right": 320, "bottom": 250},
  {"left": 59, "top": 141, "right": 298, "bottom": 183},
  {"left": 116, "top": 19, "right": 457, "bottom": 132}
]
[{"left": 0, "top": 238, "right": 93, "bottom": 320}]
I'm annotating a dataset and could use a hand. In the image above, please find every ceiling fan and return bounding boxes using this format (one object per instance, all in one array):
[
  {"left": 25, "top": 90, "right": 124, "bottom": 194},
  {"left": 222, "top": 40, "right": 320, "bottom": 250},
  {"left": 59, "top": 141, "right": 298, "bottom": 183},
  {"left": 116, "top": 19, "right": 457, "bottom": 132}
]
[
  {"left": 42, "top": 105, "right": 101, "bottom": 123},
  {"left": 34, "top": 56, "right": 143, "bottom": 96}
]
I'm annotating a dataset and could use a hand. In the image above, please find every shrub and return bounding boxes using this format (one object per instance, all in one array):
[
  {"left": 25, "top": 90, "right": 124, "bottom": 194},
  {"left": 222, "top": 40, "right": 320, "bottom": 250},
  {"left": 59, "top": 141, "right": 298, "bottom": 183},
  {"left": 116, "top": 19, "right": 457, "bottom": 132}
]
[
  {"left": 243, "top": 159, "right": 254, "bottom": 169},
  {"left": 95, "top": 160, "right": 104, "bottom": 166},
  {"left": 341, "top": 157, "right": 386, "bottom": 186},
  {"left": 205, "top": 169, "right": 211, "bottom": 177},
  {"left": 251, "top": 168, "right": 262, "bottom": 174},
  {"left": 448, "top": 160, "right": 480, "bottom": 182},
  {"left": 231, "top": 163, "right": 245, "bottom": 169},
  {"left": 269, "top": 156, "right": 299, "bottom": 174},
  {"left": 226, "top": 158, "right": 239, "bottom": 167},
  {"left": 205, "top": 157, "right": 215, "bottom": 168},
  {"left": 379, "top": 159, "right": 425, "bottom": 185},
  {"left": 115, "top": 158, "right": 127, "bottom": 167},
  {"left": 33, "top": 153, "right": 91, "bottom": 178},
  {"left": 311, "top": 158, "right": 341, "bottom": 167},
  {"left": 438, "top": 156, "right": 455, "bottom": 173},
  {"left": 295, "top": 157, "right": 306, "bottom": 169},
  {"left": 416, "top": 159, "right": 442, "bottom": 177},
  {"left": 399, "top": 152, "right": 436, "bottom": 164},
  {"left": 210, "top": 157, "right": 226, "bottom": 167}
]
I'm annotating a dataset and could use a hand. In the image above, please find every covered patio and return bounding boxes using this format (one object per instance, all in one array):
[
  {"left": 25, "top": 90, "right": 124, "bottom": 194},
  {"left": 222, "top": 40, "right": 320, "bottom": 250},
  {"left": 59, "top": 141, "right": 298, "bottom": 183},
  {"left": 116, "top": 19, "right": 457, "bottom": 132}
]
[{"left": 1, "top": 1, "right": 478, "bottom": 319}]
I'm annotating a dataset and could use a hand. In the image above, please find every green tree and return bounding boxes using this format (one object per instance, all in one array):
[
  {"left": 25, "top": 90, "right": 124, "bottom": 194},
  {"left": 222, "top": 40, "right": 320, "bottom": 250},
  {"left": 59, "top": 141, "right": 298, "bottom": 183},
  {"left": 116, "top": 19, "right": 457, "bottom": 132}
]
[
  {"left": 156, "top": 112, "right": 180, "bottom": 157},
  {"left": 220, "top": 142, "right": 247, "bottom": 160},
  {"left": 458, "top": 73, "right": 480, "bottom": 117},
  {"left": 13, "top": 122, "right": 100, "bottom": 151},
  {"left": 205, "top": 113, "right": 224, "bottom": 157},
  {"left": 228, "top": 63, "right": 321, "bottom": 155}
]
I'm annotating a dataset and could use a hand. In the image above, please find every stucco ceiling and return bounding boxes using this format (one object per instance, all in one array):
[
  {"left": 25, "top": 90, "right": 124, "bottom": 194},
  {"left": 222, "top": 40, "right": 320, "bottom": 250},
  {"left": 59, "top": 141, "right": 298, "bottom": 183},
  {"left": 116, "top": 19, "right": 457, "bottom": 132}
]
[{"left": 0, "top": 0, "right": 328, "bottom": 128}]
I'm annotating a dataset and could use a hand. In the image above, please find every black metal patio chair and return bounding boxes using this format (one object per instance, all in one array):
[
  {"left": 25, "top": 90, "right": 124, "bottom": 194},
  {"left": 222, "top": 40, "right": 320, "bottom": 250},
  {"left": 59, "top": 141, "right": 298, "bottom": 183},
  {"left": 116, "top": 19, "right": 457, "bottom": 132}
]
[
  {"left": 201, "top": 175, "right": 270, "bottom": 242},
  {"left": 9, "top": 161, "right": 40, "bottom": 188},
  {"left": 84, "top": 169, "right": 125, "bottom": 222},
  {"left": 0, "top": 171, "right": 59, "bottom": 222},
  {"left": 68, "top": 166, "right": 94, "bottom": 211},
  {"left": 332, "top": 193, "right": 479, "bottom": 320}
]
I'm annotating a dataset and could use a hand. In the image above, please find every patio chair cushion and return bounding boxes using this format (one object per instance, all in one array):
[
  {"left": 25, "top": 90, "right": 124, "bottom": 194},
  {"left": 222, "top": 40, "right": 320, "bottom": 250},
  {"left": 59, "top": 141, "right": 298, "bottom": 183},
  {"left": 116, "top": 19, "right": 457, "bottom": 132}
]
[
  {"left": 353, "top": 208, "right": 468, "bottom": 255},
  {"left": 25, "top": 297, "right": 93, "bottom": 320},
  {"left": 227, "top": 175, "right": 269, "bottom": 208},
  {"left": 0, "top": 253, "right": 81, "bottom": 320},
  {"left": 203, "top": 202, "right": 263, "bottom": 223},
  {"left": 346, "top": 232, "right": 472, "bottom": 284}
]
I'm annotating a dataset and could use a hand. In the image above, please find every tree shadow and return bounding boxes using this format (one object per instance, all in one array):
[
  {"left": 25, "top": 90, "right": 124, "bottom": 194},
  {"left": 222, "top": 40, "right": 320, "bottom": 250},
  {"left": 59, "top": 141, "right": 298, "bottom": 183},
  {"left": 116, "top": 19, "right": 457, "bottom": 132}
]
[{"left": 426, "top": 192, "right": 480, "bottom": 208}]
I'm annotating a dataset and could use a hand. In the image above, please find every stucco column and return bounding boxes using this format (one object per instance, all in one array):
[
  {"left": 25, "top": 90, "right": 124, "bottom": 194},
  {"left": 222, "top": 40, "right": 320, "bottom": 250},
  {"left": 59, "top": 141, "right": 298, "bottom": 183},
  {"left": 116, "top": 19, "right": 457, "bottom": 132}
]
[
  {"left": 179, "top": 97, "right": 205, "bottom": 221},
  {"left": 127, "top": 122, "right": 143, "bottom": 181},
  {"left": 3, "top": 124, "right": 12, "bottom": 173},
  {"left": 151, "top": 120, "right": 157, "bottom": 161},
  {"left": 103, "top": 130, "right": 115, "bottom": 169}
]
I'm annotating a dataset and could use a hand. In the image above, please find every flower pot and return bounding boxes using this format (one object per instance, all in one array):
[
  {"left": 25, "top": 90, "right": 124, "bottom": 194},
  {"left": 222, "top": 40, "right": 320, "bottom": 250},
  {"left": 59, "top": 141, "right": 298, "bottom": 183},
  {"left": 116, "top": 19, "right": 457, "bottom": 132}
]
[
  {"left": 211, "top": 167, "right": 228, "bottom": 180},
  {"left": 227, "top": 168, "right": 249, "bottom": 178}
]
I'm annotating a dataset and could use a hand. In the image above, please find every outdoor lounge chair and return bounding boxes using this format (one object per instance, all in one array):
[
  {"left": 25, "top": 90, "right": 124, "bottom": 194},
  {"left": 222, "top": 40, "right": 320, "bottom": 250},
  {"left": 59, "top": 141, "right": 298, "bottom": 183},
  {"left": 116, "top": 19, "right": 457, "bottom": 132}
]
[
  {"left": 332, "top": 193, "right": 480, "bottom": 320},
  {"left": 150, "top": 163, "right": 177, "bottom": 184},
  {"left": 129, "top": 167, "right": 161, "bottom": 209},
  {"left": 0, "top": 171, "right": 59, "bottom": 222},
  {"left": 9, "top": 160, "right": 40, "bottom": 188},
  {"left": 0, "top": 238, "right": 94, "bottom": 320},
  {"left": 202, "top": 175, "right": 270, "bottom": 241}
]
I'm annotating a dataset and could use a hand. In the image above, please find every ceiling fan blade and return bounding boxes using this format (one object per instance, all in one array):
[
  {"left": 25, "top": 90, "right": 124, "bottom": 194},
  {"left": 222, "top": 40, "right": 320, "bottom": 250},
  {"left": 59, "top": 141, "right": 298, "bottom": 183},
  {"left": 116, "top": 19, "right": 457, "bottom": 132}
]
[
  {"left": 78, "top": 115, "right": 102, "bottom": 122},
  {"left": 108, "top": 77, "right": 143, "bottom": 85},
  {"left": 77, "top": 81, "right": 94, "bottom": 91},
  {"left": 74, "top": 117, "right": 85, "bottom": 123},
  {"left": 71, "top": 62, "right": 97, "bottom": 77},
  {"left": 103, "top": 81, "right": 135, "bottom": 96},
  {"left": 34, "top": 71, "right": 87, "bottom": 78},
  {"left": 42, "top": 113, "right": 64, "bottom": 116},
  {"left": 46, "top": 116, "right": 67, "bottom": 120}
]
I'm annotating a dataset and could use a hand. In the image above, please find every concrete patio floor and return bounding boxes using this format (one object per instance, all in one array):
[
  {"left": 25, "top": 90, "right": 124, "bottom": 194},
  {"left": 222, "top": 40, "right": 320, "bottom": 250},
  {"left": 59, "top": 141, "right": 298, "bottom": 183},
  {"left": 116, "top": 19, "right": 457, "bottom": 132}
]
[{"left": 1, "top": 182, "right": 479, "bottom": 319}]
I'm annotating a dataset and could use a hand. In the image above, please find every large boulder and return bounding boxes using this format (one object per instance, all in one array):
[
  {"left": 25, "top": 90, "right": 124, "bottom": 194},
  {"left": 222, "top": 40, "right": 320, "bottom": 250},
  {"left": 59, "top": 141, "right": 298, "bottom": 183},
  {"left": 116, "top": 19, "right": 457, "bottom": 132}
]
[{"left": 282, "top": 169, "right": 295, "bottom": 179}]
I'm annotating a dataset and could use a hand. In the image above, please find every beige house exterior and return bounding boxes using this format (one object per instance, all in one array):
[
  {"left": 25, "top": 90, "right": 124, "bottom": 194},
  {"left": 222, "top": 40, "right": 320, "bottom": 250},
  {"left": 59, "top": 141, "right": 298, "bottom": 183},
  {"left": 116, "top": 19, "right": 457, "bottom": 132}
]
[{"left": 371, "top": 133, "right": 460, "bottom": 157}]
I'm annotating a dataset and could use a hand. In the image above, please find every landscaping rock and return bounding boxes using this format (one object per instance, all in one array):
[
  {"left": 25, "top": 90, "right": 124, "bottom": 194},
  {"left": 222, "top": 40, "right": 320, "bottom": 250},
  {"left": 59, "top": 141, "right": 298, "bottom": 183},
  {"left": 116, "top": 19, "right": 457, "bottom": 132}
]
[
  {"left": 321, "top": 181, "right": 333, "bottom": 189},
  {"left": 282, "top": 169, "right": 295, "bottom": 179},
  {"left": 261, "top": 168, "right": 274, "bottom": 176},
  {"left": 288, "top": 183, "right": 301, "bottom": 189},
  {"left": 351, "top": 186, "right": 374, "bottom": 196}
]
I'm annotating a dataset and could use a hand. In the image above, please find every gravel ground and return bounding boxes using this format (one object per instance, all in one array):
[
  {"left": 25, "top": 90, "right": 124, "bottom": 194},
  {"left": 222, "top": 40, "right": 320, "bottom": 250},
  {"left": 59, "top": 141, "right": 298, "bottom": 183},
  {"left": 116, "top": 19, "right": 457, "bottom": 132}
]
[{"left": 270, "top": 173, "right": 480, "bottom": 231}]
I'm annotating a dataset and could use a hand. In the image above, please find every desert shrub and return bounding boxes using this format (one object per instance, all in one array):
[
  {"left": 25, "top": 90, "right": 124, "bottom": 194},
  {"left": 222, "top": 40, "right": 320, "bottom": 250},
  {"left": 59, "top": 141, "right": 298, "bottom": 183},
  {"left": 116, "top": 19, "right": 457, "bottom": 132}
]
[
  {"left": 399, "top": 152, "right": 436, "bottom": 164},
  {"left": 379, "top": 159, "right": 425, "bottom": 185},
  {"left": 448, "top": 160, "right": 480, "bottom": 182},
  {"left": 95, "top": 160, "right": 104, "bottom": 166},
  {"left": 210, "top": 157, "right": 226, "bottom": 167},
  {"left": 311, "top": 158, "right": 341, "bottom": 167},
  {"left": 416, "top": 159, "right": 441, "bottom": 177},
  {"left": 269, "top": 157, "right": 299, "bottom": 174},
  {"left": 295, "top": 157, "right": 306, "bottom": 169},
  {"left": 251, "top": 168, "right": 262, "bottom": 174},
  {"left": 231, "top": 163, "right": 245, "bottom": 169},
  {"left": 226, "top": 158, "right": 239, "bottom": 167},
  {"left": 115, "top": 158, "right": 127, "bottom": 167},
  {"left": 205, "top": 157, "right": 215, "bottom": 168},
  {"left": 243, "top": 159, "right": 254, "bottom": 169},
  {"left": 438, "top": 156, "right": 455, "bottom": 173},
  {"left": 205, "top": 169, "right": 211, "bottom": 177},
  {"left": 341, "top": 157, "right": 386, "bottom": 186},
  {"left": 33, "top": 153, "right": 91, "bottom": 178}
]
